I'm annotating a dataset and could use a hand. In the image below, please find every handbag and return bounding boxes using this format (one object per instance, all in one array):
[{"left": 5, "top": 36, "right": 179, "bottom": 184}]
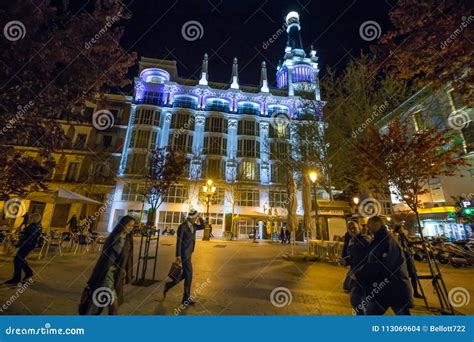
[
  {"left": 78, "top": 285, "right": 92, "bottom": 315},
  {"left": 168, "top": 262, "right": 183, "bottom": 282}
]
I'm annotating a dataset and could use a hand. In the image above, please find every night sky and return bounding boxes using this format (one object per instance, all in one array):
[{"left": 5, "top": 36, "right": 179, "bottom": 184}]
[{"left": 118, "top": 0, "right": 395, "bottom": 87}]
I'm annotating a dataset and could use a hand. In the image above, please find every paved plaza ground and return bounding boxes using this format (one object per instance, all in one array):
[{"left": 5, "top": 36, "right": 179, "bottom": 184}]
[{"left": 0, "top": 236, "right": 472, "bottom": 315}]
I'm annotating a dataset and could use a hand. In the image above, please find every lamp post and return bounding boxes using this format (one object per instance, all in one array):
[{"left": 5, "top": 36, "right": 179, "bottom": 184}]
[
  {"left": 309, "top": 171, "right": 320, "bottom": 240},
  {"left": 202, "top": 179, "right": 216, "bottom": 241},
  {"left": 352, "top": 196, "right": 360, "bottom": 227}
]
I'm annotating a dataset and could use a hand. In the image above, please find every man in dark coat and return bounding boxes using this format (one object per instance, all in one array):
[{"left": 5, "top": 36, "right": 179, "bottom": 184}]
[
  {"left": 163, "top": 209, "right": 204, "bottom": 305},
  {"left": 5, "top": 213, "right": 42, "bottom": 284},
  {"left": 358, "top": 216, "right": 414, "bottom": 315}
]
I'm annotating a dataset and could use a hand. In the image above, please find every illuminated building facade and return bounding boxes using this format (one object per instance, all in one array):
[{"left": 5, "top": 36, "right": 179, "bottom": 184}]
[{"left": 107, "top": 11, "right": 326, "bottom": 237}]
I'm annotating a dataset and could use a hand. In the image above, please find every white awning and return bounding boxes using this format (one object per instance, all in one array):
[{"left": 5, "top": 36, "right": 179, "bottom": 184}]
[{"left": 26, "top": 188, "right": 102, "bottom": 205}]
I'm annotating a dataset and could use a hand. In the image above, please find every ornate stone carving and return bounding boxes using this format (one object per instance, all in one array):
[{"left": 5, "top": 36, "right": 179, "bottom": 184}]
[
  {"left": 194, "top": 113, "right": 206, "bottom": 126},
  {"left": 228, "top": 118, "right": 238, "bottom": 129},
  {"left": 259, "top": 121, "right": 269, "bottom": 131}
]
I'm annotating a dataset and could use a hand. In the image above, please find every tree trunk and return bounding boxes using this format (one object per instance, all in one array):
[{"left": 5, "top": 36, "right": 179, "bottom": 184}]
[
  {"left": 302, "top": 172, "right": 315, "bottom": 240},
  {"left": 231, "top": 198, "right": 236, "bottom": 238},
  {"left": 147, "top": 207, "right": 156, "bottom": 227},
  {"left": 287, "top": 172, "right": 298, "bottom": 256},
  {"left": 327, "top": 172, "right": 334, "bottom": 201}
]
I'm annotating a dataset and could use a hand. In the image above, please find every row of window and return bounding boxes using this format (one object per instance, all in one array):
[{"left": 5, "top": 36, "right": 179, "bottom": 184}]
[
  {"left": 121, "top": 183, "right": 288, "bottom": 207},
  {"left": 122, "top": 182, "right": 278, "bottom": 208},
  {"left": 138, "top": 93, "right": 292, "bottom": 116},
  {"left": 125, "top": 149, "right": 287, "bottom": 183},
  {"left": 157, "top": 211, "right": 223, "bottom": 231},
  {"left": 131, "top": 110, "right": 291, "bottom": 139}
]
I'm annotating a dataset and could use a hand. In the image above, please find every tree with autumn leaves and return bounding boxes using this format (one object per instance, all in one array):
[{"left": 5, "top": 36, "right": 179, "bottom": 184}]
[
  {"left": 375, "top": 0, "right": 473, "bottom": 101},
  {"left": 356, "top": 118, "right": 467, "bottom": 235},
  {"left": 0, "top": 0, "right": 135, "bottom": 198},
  {"left": 142, "top": 148, "right": 189, "bottom": 227}
]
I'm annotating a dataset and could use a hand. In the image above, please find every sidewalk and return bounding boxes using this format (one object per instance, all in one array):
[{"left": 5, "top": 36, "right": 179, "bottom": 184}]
[{"left": 0, "top": 237, "right": 472, "bottom": 315}]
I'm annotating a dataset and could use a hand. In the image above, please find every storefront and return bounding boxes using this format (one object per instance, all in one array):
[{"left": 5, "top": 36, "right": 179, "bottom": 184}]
[
  {"left": 311, "top": 200, "right": 353, "bottom": 241},
  {"left": 419, "top": 206, "right": 470, "bottom": 241}
]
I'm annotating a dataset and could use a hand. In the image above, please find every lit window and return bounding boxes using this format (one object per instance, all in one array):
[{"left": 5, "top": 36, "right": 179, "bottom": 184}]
[
  {"left": 238, "top": 161, "right": 260, "bottom": 181},
  {"left": 237, "top": 102, "right": 260, "bottom": 115},
  {"left": 173, "top": 96, "right": 198, "bottom": 109},
  {"left": 205, "top": 99, "right": 230, "bottom": 112}
]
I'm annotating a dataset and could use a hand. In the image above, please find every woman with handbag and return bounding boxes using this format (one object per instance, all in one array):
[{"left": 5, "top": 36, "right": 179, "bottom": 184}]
[
  {"left": 345, "top": 221, "right": 370, "bottom": 315},
  {"left": 79, "top": 215, "right": 135, "bottom": 315},
  {"left": 5, "top": 213, "right": 42, "bottom": 285}
]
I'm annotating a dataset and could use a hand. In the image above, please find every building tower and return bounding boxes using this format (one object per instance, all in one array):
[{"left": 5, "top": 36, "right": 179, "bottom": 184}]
[{"left": 276, "top": 11, "right": 321, "bottom": 99}]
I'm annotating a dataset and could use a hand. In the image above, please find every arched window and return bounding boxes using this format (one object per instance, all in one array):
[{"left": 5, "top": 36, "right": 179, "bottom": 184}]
[
  {"left": 237, "top": 102, "right": 260, "bottom": 115},
  {"left": 267, "top": 105, "right": 289, "bottom": 116},
  {"left": 205, "top": 98, "right": 230, "bottom": 112},
  {"left": 173, "top": 95, "right": 198, "bottom": 109}
]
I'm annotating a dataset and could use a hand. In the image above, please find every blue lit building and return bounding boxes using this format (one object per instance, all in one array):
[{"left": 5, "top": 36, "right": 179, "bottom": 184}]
[{"left": 107, "top": 12, "right": 325, "bottom": 237}]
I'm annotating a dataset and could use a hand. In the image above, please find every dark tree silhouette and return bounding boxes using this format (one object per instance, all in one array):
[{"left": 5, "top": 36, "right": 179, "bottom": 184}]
[{"left": 0, "top": 0, "right": 136, "bottom": 197}]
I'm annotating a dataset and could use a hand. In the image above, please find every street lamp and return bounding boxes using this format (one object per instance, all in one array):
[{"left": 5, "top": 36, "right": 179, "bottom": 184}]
[
  {"left": 203, "top": 179, "right": 216, "bottom": 218},
  {"left": 309, "top": 171, "right": 321, "bottom": 240},
  {"left": 202, "top": 179, "right": 216, "bottom": 241},
  {"left": 353, "top": 196, "right": 360, "bottom": 205}
]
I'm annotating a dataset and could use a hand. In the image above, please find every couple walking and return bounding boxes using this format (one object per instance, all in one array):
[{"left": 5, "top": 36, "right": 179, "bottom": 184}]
[
  {"left": 343, "top": 216, "right": 415, "bottom": 315},
  {"left": 80, "top": 209, "right": 204, "bottom": 315}
]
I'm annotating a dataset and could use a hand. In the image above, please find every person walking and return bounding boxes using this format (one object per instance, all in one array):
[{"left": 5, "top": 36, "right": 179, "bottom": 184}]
[
  {"left": 67, "top": 214, "right": 78, "bottom": 233},
  {"left": 205, "top": 218, "right": 214, "bottom": 239},
  {"left": 163, "top": 209, "right": 204, "bottom": 305},
  {"left": 393, "top": 225, "right": 424, "bottom": 299},
  {"left": 279, "top": 227, "right": 285, "bottom": 244},
  {"left": 341, "top": 229, "right": 352, "bottom": 291},
  {"left": 344, "top": 221, "right": 370, "bottom": 315},
  {"left": 285, "top": 227, "right": 291, "bottom": 244},
  {"left": 80, "top": 215, "right": 135, "bottom": 315},
  {"left": 358, "top": 216, "right": 414, "bottom": 315},
  {"left": 5, "top": 213, "right": 42, "bottom": 285}
]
